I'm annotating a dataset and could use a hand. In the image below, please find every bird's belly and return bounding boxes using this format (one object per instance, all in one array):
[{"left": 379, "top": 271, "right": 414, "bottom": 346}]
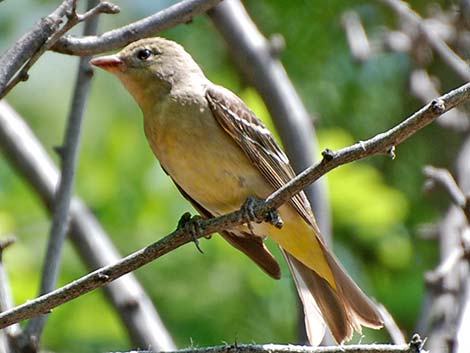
[{"left": 176, "top": 154, "right": 268, "bottom": 215}]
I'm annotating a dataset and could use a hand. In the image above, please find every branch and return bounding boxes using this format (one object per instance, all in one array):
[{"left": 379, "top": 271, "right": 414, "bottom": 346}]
[
  {"left": 0, "top": 78, "right": 470, "bottom": 329},
  {"left": 0, "top": 102, "right": 175, "bottom": 349},
  {"left": 376, "top": 304, "right": 406, "bottom": 345},
  {"left": 20, "top": 0, "right": 103, "bottom": 345},
  {"left": 52, "top": 0, "right": 223, "bottom": 56},
  {"left": 378, "top": 0, "right": 470, "bottom": 81},
  {"left": 341, "top": 10, "right": 372, "bottom": 62},
  {"left": 0, "top": 0, "right": 74, "bottom": 94},
  {"left": 423, "top": 166, "right": 470, "bottom": 223},
  {"left": 409, "top": 70, "right": 469, "bottom": 132},
  {"left": 109, "top": 336, "right": 425, "bottom": 353},
  {"left": 456, "top": 230, "right": 470, "bottom": 352},
  {"left": 264, "top": 82, "right": 470, "bottom": 212},
  {"left": 0, "top": 0, "right": 119, "bottom": 98},
  {"left": 0, "top": 236, "right": 21, "bottom": 353},
  {"left": 418, "top": 135, "right": 470, "bottom": 351}
]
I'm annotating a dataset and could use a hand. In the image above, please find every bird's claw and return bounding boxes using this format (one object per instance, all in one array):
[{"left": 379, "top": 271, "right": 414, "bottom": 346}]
[
  {"left": 241, "top": 197, "right": 259, "bottom": 235},
  {"left": 265, "top": 209, "right": 284, "bottom": 229},
  {"left": 178, "top": 212, "right": 204, "bottom": 254},
  {"left": 241, "top": 197, "right": 284, "bottom": 231}
]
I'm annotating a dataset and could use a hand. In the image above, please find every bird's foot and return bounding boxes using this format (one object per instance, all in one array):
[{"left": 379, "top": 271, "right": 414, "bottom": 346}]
[
  {"left": 177, "top": 212, "right": 204, "bottom": 254},
  {"left": 265, "top": 209, "right": 283, "bottom": 229},
  {"left": 241, "top": 197, "right": 283, "bottom": 231}
]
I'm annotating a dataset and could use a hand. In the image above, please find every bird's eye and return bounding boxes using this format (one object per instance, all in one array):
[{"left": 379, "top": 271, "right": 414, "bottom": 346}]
[{"left": 136, "top": 49, "right": 153, "bottom": 61}]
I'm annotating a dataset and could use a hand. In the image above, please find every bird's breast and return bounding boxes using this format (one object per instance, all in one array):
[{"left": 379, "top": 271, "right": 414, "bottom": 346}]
[{"left": 143, "top": 94, "right": 273, "bottom": 216}]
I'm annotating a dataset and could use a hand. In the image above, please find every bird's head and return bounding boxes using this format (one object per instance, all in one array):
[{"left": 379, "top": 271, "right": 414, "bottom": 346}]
[{"left": 91, "top": 37, "right": 205, "bottom": 110}]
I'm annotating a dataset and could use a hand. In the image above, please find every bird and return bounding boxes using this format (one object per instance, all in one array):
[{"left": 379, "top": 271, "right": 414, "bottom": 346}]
[{"left": 90, "top": 37, "right": 383, "bottom": 345}]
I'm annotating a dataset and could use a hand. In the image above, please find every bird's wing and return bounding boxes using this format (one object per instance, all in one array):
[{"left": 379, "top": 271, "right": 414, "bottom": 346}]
[
  {"left": 171, "top": 174, "right": 282, "bottom": 279},
  {"left": 206, "top": 84, "right": 319, "bottom": 233}
]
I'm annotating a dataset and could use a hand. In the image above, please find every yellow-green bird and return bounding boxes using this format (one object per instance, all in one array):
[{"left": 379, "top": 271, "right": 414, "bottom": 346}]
[{"left": 90, "top": 37, "right": 383, "bottom": 345}]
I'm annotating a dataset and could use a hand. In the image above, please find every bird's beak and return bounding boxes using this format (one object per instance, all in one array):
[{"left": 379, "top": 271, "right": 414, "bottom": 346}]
[{"left": 90, "top": 55, "right": 123, "bottom": 73}]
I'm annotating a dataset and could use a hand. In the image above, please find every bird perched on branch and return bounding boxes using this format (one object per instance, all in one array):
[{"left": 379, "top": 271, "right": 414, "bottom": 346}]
[{"left": 90, "top": 37, "right": 383, "bottom": 345}]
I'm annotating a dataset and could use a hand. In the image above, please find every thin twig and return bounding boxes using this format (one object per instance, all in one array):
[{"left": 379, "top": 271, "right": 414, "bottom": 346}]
[
  {"left": 0, "top": 79, "right": 469, "bottom": 329},
  {"left": 425, "top": 247, "right": 464, "bottom": 287},
  {"left": 423, "top": 166, "right": 470, "bottom": 223},
  {"left": 0, "top": 0, "right": 119, "bottom": 99},
  {"left": 409, "top": 70, "right": 469, "bottom": 132},
  {"left": 20, "top": 0, "right": 104, "bottom": 345},
  {"left": 376, "top": 304, "right": 406, "bottom": 345},
  {"left": 0, "top": 235, "right": 21, "bottom": 350},
  {"left": 52, "top": 0, "right": 223, "bottom": 56},
  {"left": 341, "top": 10, "right": 372, "bottom": 62},
  {"left": 378, "top": 0, "right": 470, "bottom": 81}
]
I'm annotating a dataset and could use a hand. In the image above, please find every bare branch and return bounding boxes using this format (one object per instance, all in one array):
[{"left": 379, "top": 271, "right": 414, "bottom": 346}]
[
  {"left": 423, "top": 166, "right": 470, "bottom": 223},
  {"left": 0, "top": 102, "right": 175, "bottom": 350},
  {"left": 0, "top": 0, "right": 119, "bottom": 99},
  {"left": 376, "top": 304, "right": 406, "bottom": 345},
  {"left": 0, "top": 236, "right": 21, "bottom": 353},
  {"left": 378, "top": 0, "right": 470, "bottom": 81},
  {"left": 420, "top": 133, "right": 470, "bottom": 352},
  {"left": 265, "top": 82, "right": 470, "bottom": 212},
  {"left": 409, "top": 70, "right": 469, "bottom": 132},
  {"left": 19, "top": 0, "right": 104, "bottom": 345},
  {"left": 108, "top": 337, "right": 425, "bottom": 353},
  {"left": 456, "top": 228, "right": 470, "bottom": 353},
  {"left": 341, "top": 11, "right": 372, "bottom": 62},
  {"left": 0, "top": 0, "right": 74, "bottom": 94},
  {"left": 425, "top": 247, "right": 465, "bottom": 287},
  {"left": 0, "top": 78, "right": 469, "bottom": 329},
  {"left": 52, "top": 0, "right": 223, "bottom": 56}
]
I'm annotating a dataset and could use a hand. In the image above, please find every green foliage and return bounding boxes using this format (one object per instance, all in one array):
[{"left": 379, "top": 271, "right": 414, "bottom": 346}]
[{"left": 0, "top": 0, "right": 455, "bottom": 352}]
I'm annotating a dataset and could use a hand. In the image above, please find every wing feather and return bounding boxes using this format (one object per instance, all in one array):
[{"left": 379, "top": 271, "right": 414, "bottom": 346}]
[{"left": 205, "top": 85, "right": 319, "bottom": 232}]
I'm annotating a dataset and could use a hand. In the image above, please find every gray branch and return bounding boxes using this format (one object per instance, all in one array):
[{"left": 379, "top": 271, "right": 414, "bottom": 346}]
[
  {"left": 0, "top": 101, "right": 175, "bottom": 350},
  {"left": 0, "top": 0, "right": 120, "bottom": 98},
  {"left": 0, "top": 237, "right": 20, "bottom": 353},
  {"left": 0, "top": 0, "right": 74, "bottom": 94},
  {"left": 0, "top": 78, "right": 469, "bottom": 330},
  {"left": 108, "top": 337, "right": 425, "bottom": 353},
  {"left": 52, "top": 0, "right": 223, "bottom": 56},
  {"left": 264, "top": 83, "right": 470, "bottom": 212},
  {"left": 423, "top": 166, "right": 470, "bottom": 223},
  {"left": 21, "top": 0, "right": 102, "bottom": 346},
  {"left": 418, "top": 132, "right": 470, "bottom": 353},
  {"left": 378, "top": 0, "right": 470, "bottom": 81},
  {"left": 410, "top": 70, "right": 469, "bottom": 132}
]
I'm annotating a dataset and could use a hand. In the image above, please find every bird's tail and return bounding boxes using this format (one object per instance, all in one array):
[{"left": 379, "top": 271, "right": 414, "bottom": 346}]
[{"left": 284, "top": 250, "right": 383, "bottom": 345}]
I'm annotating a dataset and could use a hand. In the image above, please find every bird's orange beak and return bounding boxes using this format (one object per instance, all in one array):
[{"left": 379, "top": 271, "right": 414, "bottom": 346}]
[{"left": 90, "top": 55, "right": 123, "bottom": 73}]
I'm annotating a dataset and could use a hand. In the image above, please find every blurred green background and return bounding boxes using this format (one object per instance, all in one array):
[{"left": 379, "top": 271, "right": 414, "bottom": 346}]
[{"left": 0, "top": 0, "right": 462, "bottom": 352}]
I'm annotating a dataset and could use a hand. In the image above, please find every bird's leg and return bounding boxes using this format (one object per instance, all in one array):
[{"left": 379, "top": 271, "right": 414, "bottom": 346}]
[{"left": 177, "top": 212, "right": 204, "bottom": 254}]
